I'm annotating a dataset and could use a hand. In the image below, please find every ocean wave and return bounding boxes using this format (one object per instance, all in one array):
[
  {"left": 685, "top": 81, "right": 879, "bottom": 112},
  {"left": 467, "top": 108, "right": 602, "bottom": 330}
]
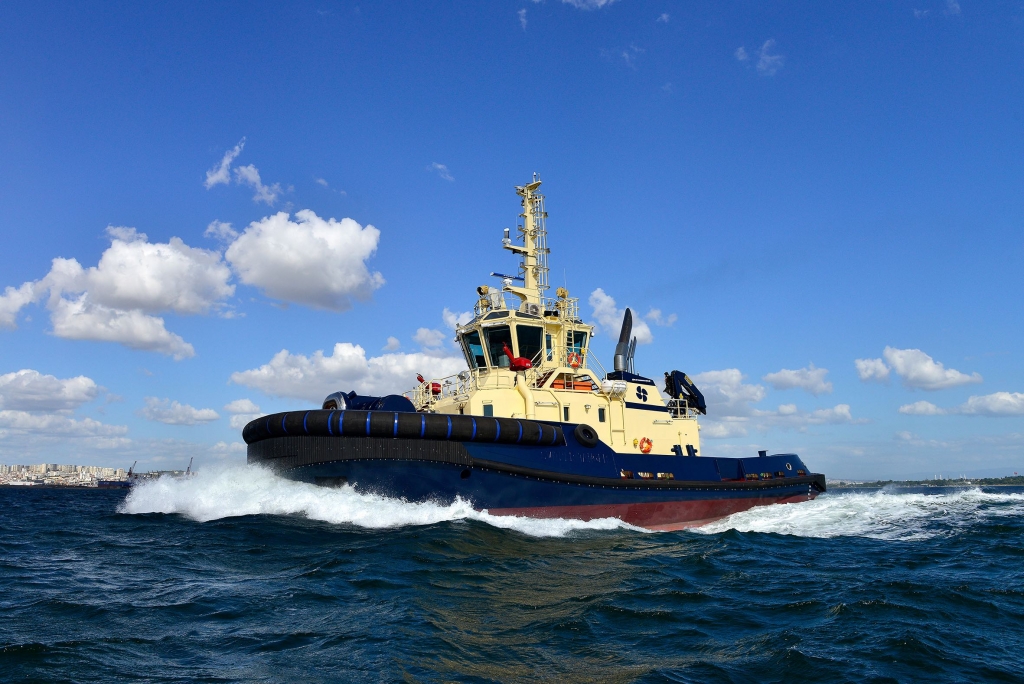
[
  {"left": 694, "top": 487, "right": 1024, "bottom": 540},
  {"left": 118, "top": 464, "right": 639, "bottom": 538}
]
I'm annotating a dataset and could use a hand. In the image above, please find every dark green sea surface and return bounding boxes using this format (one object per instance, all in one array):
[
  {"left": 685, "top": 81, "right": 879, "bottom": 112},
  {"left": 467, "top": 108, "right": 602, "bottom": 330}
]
[{"left": 1, "top": 466, "right": 1022, "bottom": 683}]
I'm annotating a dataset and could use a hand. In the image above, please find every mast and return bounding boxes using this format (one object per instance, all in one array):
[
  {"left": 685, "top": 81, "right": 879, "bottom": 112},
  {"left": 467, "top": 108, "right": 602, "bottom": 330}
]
[{"left": 503, "top": 174, "right": 549, "bottom": 306}]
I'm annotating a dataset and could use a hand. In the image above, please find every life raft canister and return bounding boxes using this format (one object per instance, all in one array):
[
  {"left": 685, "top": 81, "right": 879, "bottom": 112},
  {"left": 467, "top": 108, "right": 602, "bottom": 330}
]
[
  {"left": 567, "top": 352, "right": 582, "bottom": 369},
  {"left": 639, "top": 437, "right": 653, "bottom": 454}
]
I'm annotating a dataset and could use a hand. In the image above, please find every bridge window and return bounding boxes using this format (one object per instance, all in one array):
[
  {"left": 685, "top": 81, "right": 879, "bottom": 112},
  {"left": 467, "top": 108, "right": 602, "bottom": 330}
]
[
  {"left": 483, "top": 325, "right": 513, "bottom": 368},
  {"left": 517, "top": 325, "right": 543, "bottom": 365},
  {"left": 461, "top": 330, "right": 486, "bottom": 369},
  {"left": 545, "top": 333, "right": 553, "bottom": 361},
  {"left": 567, "top": 331, "right": 588, "bottom": 354}
]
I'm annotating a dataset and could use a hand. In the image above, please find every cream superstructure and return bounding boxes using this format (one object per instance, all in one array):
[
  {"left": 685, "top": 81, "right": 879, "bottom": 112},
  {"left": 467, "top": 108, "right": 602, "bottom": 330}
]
[{"left": 407, "top": 177, "right": 703, "bottom": 458}]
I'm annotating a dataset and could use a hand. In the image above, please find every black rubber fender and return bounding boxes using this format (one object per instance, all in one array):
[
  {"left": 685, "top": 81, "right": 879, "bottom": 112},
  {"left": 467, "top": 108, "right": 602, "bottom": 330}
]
[{"left": 574, "top": 423, "right": 600, "bottom": 448}]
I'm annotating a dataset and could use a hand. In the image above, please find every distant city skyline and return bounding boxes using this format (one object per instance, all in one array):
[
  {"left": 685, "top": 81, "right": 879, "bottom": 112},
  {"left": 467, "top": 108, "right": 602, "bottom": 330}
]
[{"left": 0, "top": 1, "right": 1021, "bottom": 479}]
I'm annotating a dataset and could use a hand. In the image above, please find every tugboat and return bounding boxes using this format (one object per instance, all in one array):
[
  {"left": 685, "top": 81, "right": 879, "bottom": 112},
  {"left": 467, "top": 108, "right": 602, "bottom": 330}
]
[{"left": 244, "top": 177, "right": 825, "bottom": 530}]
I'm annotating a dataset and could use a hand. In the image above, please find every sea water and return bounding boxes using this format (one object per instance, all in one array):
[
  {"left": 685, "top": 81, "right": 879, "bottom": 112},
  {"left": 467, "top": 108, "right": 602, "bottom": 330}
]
[{"left": 1, "top": 465, "right": 1022, "bottom": 682}]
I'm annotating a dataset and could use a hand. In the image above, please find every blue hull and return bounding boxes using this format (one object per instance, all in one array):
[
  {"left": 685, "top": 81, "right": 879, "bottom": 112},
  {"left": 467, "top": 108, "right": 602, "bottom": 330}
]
[{"left": 245, "top": 410, "right": 825, "bottom": 529}]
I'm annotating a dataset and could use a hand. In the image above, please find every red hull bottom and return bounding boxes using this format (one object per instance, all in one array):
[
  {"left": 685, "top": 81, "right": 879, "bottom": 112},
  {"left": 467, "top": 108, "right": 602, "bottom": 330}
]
[{"left": 488, "top": 492, "right": 819, "bottom": 531}]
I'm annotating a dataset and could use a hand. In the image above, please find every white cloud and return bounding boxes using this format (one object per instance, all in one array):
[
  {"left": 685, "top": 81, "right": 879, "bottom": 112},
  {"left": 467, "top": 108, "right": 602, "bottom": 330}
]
[
  {"left": 691, "top": 369, "right": 858, "bottom": 436},
  {"left": 0, "top": 369, "right": 99, "bottom": 411},
  {"left": 518, "top": 8, "right": 527, "bottom": 29},
  {"left": 757, "top": 39, "right": 784, "bottom": 76},
  {"left": 883, "top": 346, "right": 981, "bottom": 390},
  {"left": 763, "top": 363, "right": 833, "bottom": 396},
  {"left": 211, "top": 441, "right": 247, "bottom": 456},
  {"left": 140, "top": 397, "right": 220, "bottom": 425},
  {"left": 230, "top": 343, "right": 467, "bottom": 403},
  {"left": 384, "top": 336, "right": 401, "bottom": 351},
  {"left": 588, "top": 288, "right": 653, "bottom": 344},
  {"left": 88, "top": 227, "right": 233, "bottom": 315},
  {"left": 657, "top": 13, "right": 669, "bottom": 23},
  {"left": 561, "top": 0, "right": 618, "bottom": 8},
  {"left": 735, "top": 46, "right": 748, "bottom": 61},
  {"left": 224, "top": 398, "right": 261, "bottom": 430},
  {"left": 414, "top": 328, "right": 447, "bottom": 349},
  {"left": 315, "top": 177, "right": 329, "bottom": 187},
  {"left": 692, "top": 369, "right": 766, "bottom": 417},
  {"left": 0, "top": 410, "right": 127, "bottom": 437},
  {"left": 429, "top": 163, "right": 454, "bottom": 182},
  {"left": 945, "top": 0, "right": 961, "bottom": 15},
  {"left": 204, "top": 220, "right": 238, "bottom": 243},
  {"left": 901, "top": 392, "right": 1024, "bottom": 417},
  {"left": 204, "top": 138, "right": 245, "bottom": 189},
  {"left": 958, "top": 392, "right": 1024, "bottom": 416},
  {"left": 234, "top": 164, "right": 283, "bottom": 205},
  {"left": 49, "top": 295, "right": 196, "bottom": 359},
  {"left": 0, "top": 282, "right": 37, "bottom": 329},
  {"left": 442, "top": 307, "right": 473, "bottom": 330},
  {"left": 225, "top": 210, "right": 384, "bottom": 311},
  {"left": 224, "top": 398, "right": 260, "bottom": 414},
  {"left": 855, "top": 357, "right": 890, "bottom": 382},
  {"left": 756, "top": 403, "right": 857, "bottom": 427},
  {"left": 644, "top": 308, "right": 677, "bottom": 327},
  {"left": 899, "top": 400, "right": 945, "bottom": 415}
]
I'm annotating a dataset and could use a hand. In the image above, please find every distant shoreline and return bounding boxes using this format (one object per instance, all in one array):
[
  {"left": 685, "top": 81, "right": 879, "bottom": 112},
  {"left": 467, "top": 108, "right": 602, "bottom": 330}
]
[{"left": 830, "top": 475, "right": 1024, "bottom": 488}]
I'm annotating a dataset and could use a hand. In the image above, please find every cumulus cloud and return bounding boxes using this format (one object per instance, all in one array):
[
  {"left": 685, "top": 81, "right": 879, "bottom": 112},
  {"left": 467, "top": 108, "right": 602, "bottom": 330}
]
[
  {"left": 0, "top": 369, "right": 99, "bottom": 411},
  {"left": 0, "top": 226, "right": 234, "bottom": 358},
  {"left": 225, "top": 210, "right": 384, "bottom": 311},
  {"left": 442, "top": 307, "right": 473, "bottom": 330},
  {"left": 383, "top": 336, "right": 401, "bottom": 351},
  {"left": 734, "top": 46, "right": 748, "bottom": 61},
  {"left": 429, "top": 163, "right": 454, "bottom": 182},
  {"left": 224, "top": 398, "right": 261, "bottom": 430},
  {"left": 900, "top": 392, "right": 1024, "bottom": 417},
  {"left": 230, "top": 343, "right": 467, "bottom": 403},
  {"left": 140, "top": 397, "right": 220, "bottom": 425},
  {"left": 860, "top": 347, "right": 982, "bottom": 391},
  {"left": 589, "top": 288, "right": 653, "bottom": 344},
  {"left": 0, "top": 282, "right": 37, "bottom": 329},
  {"left": 691, "top": 369, "right": 858, "bottom": 436},
  {"left": 234, "top": 164, "right": 283, "bottom": 205},
  {"left": 757, "top": 39, "right": 784, "bottom": 75},
  {"left": 763, "top": 363, "right": 833, "bottom": 396},
  {"left": 414, "top": 328, "right": 447, "bottom": 349},
  {"left": 0, "top": 410, "right": 128, "bottom": 438},
  {"left": 855, "top": 357, "right": 890, "bottom": 382},
  {"left": 205, "top": 138, "right": 245, "bottom": 188},
  {"left": 48, "top": 295, "right": 195, "bottom": 359},
  {"left": 899, "top": 400, "right": 944, "bottom": 416},
  {"left": 692, "top": 369, "right": 766, "bottom": 418},
  {"left": 644, "top": 308, "right": 677, "bottom": 327}
]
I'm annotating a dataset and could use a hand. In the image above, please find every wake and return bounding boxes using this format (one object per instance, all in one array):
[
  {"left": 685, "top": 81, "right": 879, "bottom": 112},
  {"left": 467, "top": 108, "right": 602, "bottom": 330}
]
[
  {"left": 118, "top": 464, "right": 639, "bottom": 538},
  {"left": 694, "top": 486, "right": 1024, "bottom": 540}
]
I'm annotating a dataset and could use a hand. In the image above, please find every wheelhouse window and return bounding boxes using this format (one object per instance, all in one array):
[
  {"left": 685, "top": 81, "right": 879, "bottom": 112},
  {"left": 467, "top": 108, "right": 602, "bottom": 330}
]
[
  {"left": 567, "top": 331, "right": 588, "bottom": 354},
  {"left": 545, "top": 333, "right": 553, "bottom": 361},
  {"left": 483, "top": 325, "right": 513, "bottom": 368},
  {"left": 461, "top": 330, "right": 486, "bottom": 369},
  {"left": 516, "top": 325, "right": 543, "bottom": 365}
]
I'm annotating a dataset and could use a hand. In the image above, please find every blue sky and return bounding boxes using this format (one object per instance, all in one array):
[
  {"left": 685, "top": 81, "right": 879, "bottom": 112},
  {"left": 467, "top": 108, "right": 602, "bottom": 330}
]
[{"left": 1, "top": 0, "right": 1021, "bottom": 479}]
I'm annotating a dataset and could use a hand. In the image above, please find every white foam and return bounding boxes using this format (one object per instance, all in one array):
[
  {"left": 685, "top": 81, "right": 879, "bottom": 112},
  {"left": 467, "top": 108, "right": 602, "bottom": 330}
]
[
  {"left": 118, "top": 464, "right": 641, "bottom": 538},
  {"left": 693, "top": 487, "right": 1024, "bottom": 540}
]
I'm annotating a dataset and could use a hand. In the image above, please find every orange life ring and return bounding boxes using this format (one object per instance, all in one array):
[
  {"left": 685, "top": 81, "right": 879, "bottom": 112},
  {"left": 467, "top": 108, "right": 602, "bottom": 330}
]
[
  {"left": 639, "top": 437, "right": 653, "bottom": 454},
  {"left": 567, "top": 352, "right": 582, "bottom": 369}
]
